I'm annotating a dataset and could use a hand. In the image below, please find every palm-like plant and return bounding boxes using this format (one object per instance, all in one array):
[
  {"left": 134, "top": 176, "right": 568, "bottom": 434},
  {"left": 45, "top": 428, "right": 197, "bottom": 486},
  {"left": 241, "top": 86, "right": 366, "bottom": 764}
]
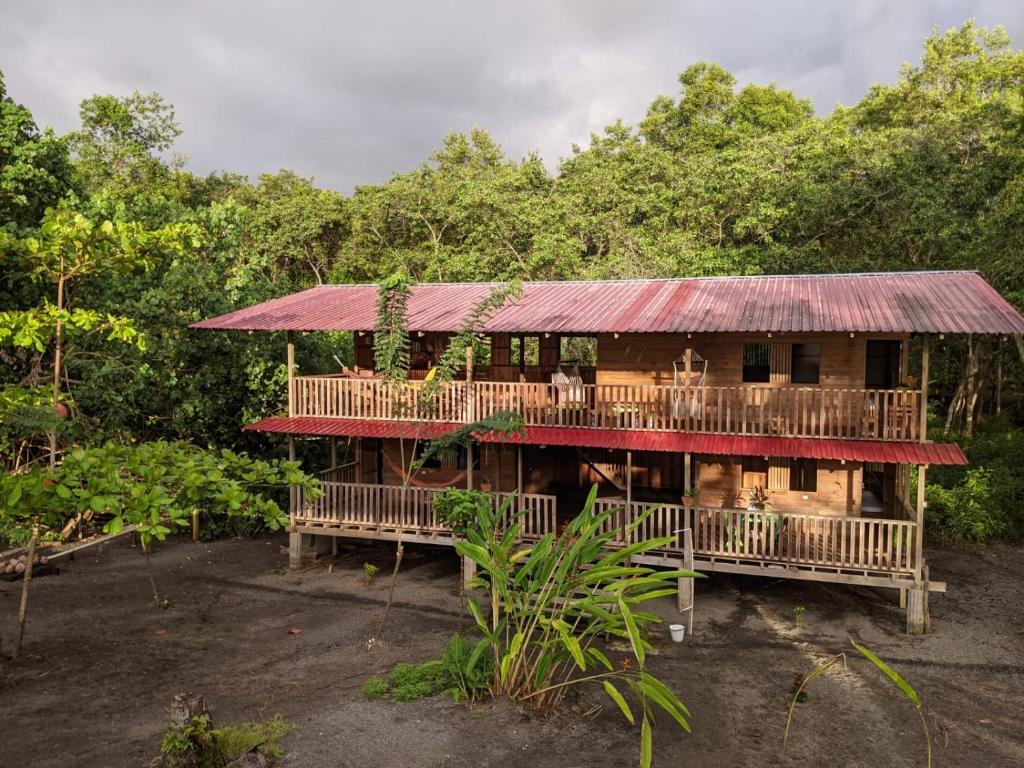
[{"left": 456, "top": 485, "right": 701, "bottom": 768}]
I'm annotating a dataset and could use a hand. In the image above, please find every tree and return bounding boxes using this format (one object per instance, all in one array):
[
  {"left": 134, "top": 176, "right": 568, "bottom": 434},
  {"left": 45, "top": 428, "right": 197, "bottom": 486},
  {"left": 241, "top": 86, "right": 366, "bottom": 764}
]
[
  {"left": 70, "top": 90, "right": 182, "bottom": 197},
  {"left": 0, "top": 70, "right": 75, "bottom": 231},
  {"left": 0, "top": 205, "right": 198, "bottom": 468}
]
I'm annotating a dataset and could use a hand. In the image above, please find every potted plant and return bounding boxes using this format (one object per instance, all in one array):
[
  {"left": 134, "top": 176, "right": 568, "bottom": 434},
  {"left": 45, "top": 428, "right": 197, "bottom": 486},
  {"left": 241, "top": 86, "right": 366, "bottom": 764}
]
[{"left": 682, "top": 488, "right": 698, "bottom": 509}]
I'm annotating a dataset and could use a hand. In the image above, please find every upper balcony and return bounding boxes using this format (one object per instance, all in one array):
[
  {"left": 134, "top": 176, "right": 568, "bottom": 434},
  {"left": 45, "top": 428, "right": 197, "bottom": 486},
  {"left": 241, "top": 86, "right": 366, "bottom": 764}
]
[{"left": 290, "top": 376, "right": 923, "bottom": 441}]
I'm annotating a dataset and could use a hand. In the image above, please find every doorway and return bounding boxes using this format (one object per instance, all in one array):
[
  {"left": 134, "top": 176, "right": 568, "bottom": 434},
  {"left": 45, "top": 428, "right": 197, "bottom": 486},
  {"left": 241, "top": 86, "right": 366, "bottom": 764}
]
[{"left": 865, "top": 340, "right": 902, "bottom": 388}]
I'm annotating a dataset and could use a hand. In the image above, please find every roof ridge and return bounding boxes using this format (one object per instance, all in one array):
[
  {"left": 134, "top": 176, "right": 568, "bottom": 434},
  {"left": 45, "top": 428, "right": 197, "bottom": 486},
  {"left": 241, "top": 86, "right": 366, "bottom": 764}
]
[{"left": 311, "top": 270, "right": 981, "bottom": 289}]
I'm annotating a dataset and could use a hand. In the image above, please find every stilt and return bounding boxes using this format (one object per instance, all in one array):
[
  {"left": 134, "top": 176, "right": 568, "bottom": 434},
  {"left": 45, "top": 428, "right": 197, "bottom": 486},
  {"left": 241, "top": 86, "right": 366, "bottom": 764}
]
[
  {"left": 899, "top": 587, "right": 907, "bottom": 609},
  {"left": 331, "top": 536, "right": 338, "bottom": 556},
  {"left": 677, "top": 576, "right": 693, "bottom": 615},
  {"left": 289, "top": 532, "right": 302, "bottom": 570},
  {"left": 462, "top": 554, "right": 477, "bottom": 590}
]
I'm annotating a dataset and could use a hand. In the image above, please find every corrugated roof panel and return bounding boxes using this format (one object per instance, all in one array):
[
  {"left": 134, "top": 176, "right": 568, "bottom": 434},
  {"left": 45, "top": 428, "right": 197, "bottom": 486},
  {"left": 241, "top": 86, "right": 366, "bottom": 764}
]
[
  {"left": 245, "top": 417, "right": 967, "bottom": 465},
  {"left": 192, "top": 271, "right": 1024, "bottom": 335}
]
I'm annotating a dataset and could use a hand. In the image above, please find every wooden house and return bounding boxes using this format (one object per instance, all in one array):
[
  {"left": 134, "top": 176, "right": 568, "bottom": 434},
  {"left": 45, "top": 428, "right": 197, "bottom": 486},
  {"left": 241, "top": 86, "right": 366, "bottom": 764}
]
[{"left": 194, "top": 271, "right": 1024, "bottom": 632}]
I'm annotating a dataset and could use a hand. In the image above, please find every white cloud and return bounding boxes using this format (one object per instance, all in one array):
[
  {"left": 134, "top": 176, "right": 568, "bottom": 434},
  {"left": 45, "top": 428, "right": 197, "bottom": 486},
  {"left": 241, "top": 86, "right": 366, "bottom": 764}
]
[{"left": 2, "top": 0, "right": 1022, "bottom": 191}]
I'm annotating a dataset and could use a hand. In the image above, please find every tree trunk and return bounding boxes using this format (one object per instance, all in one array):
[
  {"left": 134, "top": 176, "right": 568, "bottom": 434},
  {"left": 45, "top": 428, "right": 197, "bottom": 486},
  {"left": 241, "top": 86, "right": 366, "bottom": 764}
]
[
  {"left": 49, "top": 273, "right": 66, "bottom": 470},
  {"left": 13, "top": 526, "right": 39, "bottom": 660}
]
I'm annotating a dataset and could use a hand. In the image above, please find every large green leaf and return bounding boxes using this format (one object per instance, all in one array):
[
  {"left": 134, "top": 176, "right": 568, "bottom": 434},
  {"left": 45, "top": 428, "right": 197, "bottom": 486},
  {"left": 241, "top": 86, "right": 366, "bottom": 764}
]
[{"left": 603, "top": 680, "right": 635, "bottom": 725}]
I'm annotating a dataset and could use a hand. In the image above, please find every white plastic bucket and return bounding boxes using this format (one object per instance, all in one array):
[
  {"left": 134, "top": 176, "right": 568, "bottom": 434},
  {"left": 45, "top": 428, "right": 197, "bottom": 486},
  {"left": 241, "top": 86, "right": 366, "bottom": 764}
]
[{"left": 669, "top": 624, "right": 686, "bottom": 643}]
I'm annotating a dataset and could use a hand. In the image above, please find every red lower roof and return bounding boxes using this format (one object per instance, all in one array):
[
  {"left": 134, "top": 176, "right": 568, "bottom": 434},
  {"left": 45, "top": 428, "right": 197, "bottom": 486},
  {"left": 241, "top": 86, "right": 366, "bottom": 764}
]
[{"left": 245, "top": 417, "right": 967, "bottom": 465}]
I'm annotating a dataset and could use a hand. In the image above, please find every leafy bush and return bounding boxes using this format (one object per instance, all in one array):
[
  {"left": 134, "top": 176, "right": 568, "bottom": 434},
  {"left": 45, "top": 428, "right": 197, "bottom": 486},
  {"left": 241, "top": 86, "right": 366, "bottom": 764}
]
[
  {"left": 441, "top": 632, "right": 492, "bottom": 702},
  {"left": 433, "top": 488, "right": 494, "bottom": 537},
  {"left": 455, "top": 485, "right": 700, "bottom": 768},
  {"left": 927, "top": 415, "right": 1024, "bottom": 544}
]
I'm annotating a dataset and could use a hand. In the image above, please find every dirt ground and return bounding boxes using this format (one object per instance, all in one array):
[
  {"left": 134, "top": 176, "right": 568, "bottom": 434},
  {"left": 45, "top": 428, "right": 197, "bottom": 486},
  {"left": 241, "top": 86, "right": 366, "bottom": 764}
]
[{"left": 1, "top": 534, "right": 1022, "bottom": 768}]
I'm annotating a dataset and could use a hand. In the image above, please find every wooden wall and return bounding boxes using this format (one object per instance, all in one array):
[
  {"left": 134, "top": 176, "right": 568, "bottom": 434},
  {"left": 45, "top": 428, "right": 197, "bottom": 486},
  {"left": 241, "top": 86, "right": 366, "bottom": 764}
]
[
  {"left": 371, "top": 439, "right": 518, "bottom": 491},
  {"left": 695, "top": 456, "right": 862, "bottom": 516},
  {"left": 595, "top": 332, "right": 911, "bottom": 388}
]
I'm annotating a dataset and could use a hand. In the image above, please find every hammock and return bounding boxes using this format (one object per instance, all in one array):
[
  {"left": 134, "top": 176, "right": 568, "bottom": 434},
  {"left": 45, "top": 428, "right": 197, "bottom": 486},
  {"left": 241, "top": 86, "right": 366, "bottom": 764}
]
[
  {"left": 552, "top": 364, "right": 586, "bottom": 404},
  {"left": 382, "top": 449, "right": 467, "bottom": 488}
]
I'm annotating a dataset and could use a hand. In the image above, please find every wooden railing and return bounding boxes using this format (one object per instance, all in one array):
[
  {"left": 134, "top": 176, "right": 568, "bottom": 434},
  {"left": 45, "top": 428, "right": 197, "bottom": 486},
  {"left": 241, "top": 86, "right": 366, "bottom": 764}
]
[
  {"left": 297, "top": 481, "right": 915, "bottom": 575},
  {"left": 292, "top": 376, "right": 921, "bottom": 441},
  {"left": 318, "top": 463, "right": 356, "bottom": 484},
  {"left": 592, "top": 499, "right": 917, "bottom": 574},
  {"left": 297, "top": 481, "right": 557, "bottom": 539}
]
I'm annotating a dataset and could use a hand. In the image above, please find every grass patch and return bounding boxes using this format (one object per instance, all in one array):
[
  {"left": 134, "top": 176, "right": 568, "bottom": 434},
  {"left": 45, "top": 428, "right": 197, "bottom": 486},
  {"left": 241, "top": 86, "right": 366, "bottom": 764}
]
[
  {"left": 363, "top": 660, "right": 452, "bottom": 702},
  {"left": 161, "top": 714, "right": 292, "bottom": 767}
]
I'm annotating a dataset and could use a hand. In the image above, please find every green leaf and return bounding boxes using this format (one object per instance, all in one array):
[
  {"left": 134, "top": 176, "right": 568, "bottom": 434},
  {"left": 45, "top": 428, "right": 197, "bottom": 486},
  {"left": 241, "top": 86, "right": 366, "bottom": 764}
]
[
  {"left": 618, "top": 595, "right": 644, "bottom": 667},
  {"left": 640, "top": 716, "right": 652, "bottom": 768},
  {"left": 603, "top": 680, "right": 635, "bottom": 725},
  {"left": 55, "top": 483, "right": 72, "bottom": 499},
  {"left": 854, "top": 644, "right": 921, "bottom": 707},
  {"left": 7, "top": 484, "right": 22, "bottom": 507}
]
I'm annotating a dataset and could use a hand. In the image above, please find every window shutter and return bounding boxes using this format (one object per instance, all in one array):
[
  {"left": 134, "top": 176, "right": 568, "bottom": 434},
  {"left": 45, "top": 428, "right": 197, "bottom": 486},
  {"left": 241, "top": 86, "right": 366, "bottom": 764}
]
[
  {"left": 768, "top": 457, "right": 790, "bottom": 491},
  {"left": 770, "top": 343, "right": 792, "bottom": 384}
]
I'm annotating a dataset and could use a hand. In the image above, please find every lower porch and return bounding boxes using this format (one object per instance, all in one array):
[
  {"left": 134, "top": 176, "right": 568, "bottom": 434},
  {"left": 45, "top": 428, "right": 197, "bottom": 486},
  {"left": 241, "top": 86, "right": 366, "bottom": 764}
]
[{"left": 293, "top": 478, "right": 926, "bottom": 590}]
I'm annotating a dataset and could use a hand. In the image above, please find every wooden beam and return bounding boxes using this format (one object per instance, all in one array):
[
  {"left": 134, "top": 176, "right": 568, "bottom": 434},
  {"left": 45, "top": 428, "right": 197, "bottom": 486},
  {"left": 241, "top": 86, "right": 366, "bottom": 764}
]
[
  {"left": 683, "top": 452, "right": 692, "bottom": 493},
  {"left": 625, "top": 450, "right": 633, "bottom": 507},
  {"left": 286, "top": 330, "right": 296, "bottom": 417},
  {"left": 919, "top": 333, "right": 929, "bottom": 443},
  {"left": 517, "top": 444, "right": 523, "bottom": 497},
  {"left": 915, "top": 463, "right": 927, "bottom": 580}
]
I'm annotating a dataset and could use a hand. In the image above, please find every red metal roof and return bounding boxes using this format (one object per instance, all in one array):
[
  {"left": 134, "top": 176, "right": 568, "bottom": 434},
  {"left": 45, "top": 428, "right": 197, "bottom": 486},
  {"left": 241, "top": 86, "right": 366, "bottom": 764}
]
[
  {"left": 192, "top": 271, "right": 1024, "bottom": 335},
  {"left": 246, "top": 417, "right": 967, "bottom": 465}
]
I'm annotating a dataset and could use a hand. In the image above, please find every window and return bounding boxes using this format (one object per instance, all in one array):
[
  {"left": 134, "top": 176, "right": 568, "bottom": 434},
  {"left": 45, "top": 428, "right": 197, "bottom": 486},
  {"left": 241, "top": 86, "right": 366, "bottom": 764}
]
[
  {"left": 741, "top": 456, "right": 768, "bottom": 489},
  {"left": 790, "top": 343, "right": 821, "bottom": 384},
  {"left": 790, "top": 458, "right": 817, "bottom": 493},
  {"left": 511, "top": 335, "right": 540, "bottom": 367},
  {"left": 559, "top": 336, "right": 597, "bottom": 366},
  {"left": 742, "top": 344, "right": 771, "bottom": 383}
]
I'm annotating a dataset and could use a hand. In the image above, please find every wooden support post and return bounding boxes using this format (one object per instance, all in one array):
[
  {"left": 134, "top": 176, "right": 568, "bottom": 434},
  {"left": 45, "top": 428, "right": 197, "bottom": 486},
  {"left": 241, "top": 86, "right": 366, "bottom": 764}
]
[
  {"left": 626, "top": 450, "right": 633, "bottom": 508},
  {"left": 286, "top": 330, "right": 296, "bottom": 417},
  {"left": 677, "top": 575, "right": 693, "bottom": 615},
  {"left": 517, "top": 444, "right": 523, "bottom": 497},
  {"left": 331, "top": 536, "right": 338, "bottom": 556},
  {"left": 995, "top": 338, "right": 1003, "bottom": 415},
  {"left": 462, "top": 555, "right": 477, "bottom": 590},
  {"left": 191, "top": 509, "right": 199, "bottom": 542},
  {"left": 467, "top": 444, "right": 474, "bottom": 490},
  {"left": 287, "top": 435, "right": 300, "bottom": 570},
  {"left": 919, "top": 333, "right": 929, "bottom": 443},
  {"left": 683, "top": 452, "right": 692, "bottom": 493},
  {"left": 907, "top": 564, "right": 930, "bottom": 634},
  {"left": 289, "top": 532, "right": 302, "bottom": 570},
  {"left": 915, "top": 463, "right": 927, "bottom": 580},
  {"left": 330, "top": 437, "right": 337, "bottom": 470}
]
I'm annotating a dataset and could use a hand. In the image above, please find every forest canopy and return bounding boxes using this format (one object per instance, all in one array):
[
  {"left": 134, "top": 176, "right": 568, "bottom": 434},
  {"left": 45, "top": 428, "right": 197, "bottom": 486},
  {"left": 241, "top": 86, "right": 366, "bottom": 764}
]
[{"left": 1, "top": 21, "right": 1023, "bottom": 543}]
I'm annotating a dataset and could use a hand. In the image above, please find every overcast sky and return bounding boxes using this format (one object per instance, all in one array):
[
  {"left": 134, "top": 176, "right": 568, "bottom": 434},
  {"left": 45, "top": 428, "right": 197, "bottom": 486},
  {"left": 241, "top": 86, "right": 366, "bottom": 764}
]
[{"left": 2, "top": 1, "right": 1023, "bottom": 192}]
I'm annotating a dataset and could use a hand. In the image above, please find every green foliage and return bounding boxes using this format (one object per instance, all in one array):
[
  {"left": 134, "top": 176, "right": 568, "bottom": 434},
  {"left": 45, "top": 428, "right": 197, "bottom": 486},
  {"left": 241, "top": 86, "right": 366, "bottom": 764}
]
[
  {"left": 0, "top": 440, "right": 320, "bottom": 545},
  {"left": 456, "top": 486, "right": 699, "bottom": 768},
  {"left": 363, "top": 634, "right": 492, "bottom": 703},
  {"left": 362, "top": 562, "right": 379, "bottom": 584},
  {"left": 433, "top": 488, "right": 494, "bottom": 538},
  {"left": 926, "top": 414, "right": 1024, "bottom": 544},
  {"left": 440, "top": 632, "right": 493, "bottom": 702},
  {"left": 0, "top": 70, "right": 75, "bottom": 230},
  {"left": 362, "top": 660, "right": 451, "bottom": 702},
  {"left": 785, "top": 644, "right": 930, "bottom": 767},
  {"left": 160, "top": 712, "right": 292, "bottom": 768},
  {"left": 373, "top": 272, "right": 413, "bottom": 386}
]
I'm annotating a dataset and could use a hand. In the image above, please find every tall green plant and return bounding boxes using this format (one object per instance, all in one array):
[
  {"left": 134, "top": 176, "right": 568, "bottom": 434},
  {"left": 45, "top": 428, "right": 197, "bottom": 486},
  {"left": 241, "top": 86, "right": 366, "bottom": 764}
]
[{"left": 456, "top": 485, "right": 700, "bottom": 768}]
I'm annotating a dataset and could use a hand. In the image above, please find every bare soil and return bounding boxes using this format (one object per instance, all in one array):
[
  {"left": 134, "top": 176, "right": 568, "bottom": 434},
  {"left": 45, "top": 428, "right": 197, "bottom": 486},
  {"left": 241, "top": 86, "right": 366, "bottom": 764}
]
[{"left": 1, "top": 535, "right": 1022, "bottom": 767}]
